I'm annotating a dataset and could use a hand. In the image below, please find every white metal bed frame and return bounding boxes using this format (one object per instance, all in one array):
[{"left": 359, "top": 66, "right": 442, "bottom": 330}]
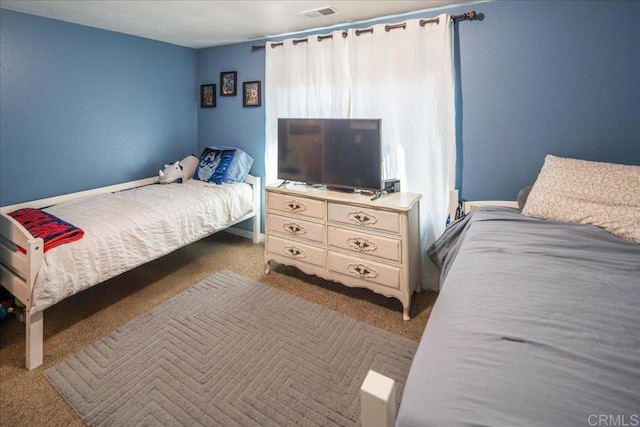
[{"left": 0, "top": 174, "right": 261, "bottom": 370}]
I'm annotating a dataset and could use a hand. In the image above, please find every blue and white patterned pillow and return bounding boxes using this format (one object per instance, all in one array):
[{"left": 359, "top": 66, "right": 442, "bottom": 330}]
[
  {"left": 194, "top": 148, "right": 236, "bottom": 184},
  {"left": 196, "top": 146, "right": 254, "bottom": 184}
]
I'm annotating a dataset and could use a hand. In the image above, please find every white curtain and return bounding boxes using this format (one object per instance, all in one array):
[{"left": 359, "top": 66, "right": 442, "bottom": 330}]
[
  {"left": 265, "top": 15, "right": 455, "bottom": 285},
  {"left": 265, "top": 30, "right": 350, "bottom": 185}
]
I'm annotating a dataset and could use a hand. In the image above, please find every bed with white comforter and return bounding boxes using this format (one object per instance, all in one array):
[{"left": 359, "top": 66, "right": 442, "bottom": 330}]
[
  {"left": 33, "top": 180, "right": 254, "bottom": 313},
  {"left": 0, "top": 175, "right": 260, "bottom": 369}
]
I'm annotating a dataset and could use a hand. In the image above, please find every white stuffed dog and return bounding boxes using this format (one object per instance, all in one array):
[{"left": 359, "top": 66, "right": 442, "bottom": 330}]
[
  {"left": 158, "top": 155, "right": 200, "bottom": 184},
  {"left": 159, "top": 161, "right": 183, "bottom": 184},
  {"left": 180, "top": 155, "right": 199, "bottom": 181}
]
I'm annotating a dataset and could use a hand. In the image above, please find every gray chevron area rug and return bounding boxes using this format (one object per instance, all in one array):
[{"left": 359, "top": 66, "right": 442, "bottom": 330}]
[{"left": 45, "top": 270, "right": 418, "bottom": 426}]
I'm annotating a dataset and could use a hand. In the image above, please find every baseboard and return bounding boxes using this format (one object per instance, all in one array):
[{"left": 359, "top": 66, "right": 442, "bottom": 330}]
[
  {"left": 224, "top": 226, "right": 265, "bottom": 243},
  {"left": 421, "top": 284, "right": 440, "bottom": 293}
]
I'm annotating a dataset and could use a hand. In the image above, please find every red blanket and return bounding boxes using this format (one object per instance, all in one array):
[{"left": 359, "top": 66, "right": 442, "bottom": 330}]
[{"left": 8, "top": 208, "right": 84, "bottom": 253}]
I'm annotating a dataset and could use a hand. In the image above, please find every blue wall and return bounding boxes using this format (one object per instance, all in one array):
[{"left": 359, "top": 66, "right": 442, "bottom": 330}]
[
  {"left": 456, "top": 0, "right": 639, "bottom": 200},
  {"left": 0, "top": 10, "right": 197, "bottom": 206},
  {"left": 3, "top": 1, "right": 638, "bottom": 208},
  {"left": 197, "top": 43, "right": 265, "bottom": 180},
  {"left": 197, "top": 0, "right": 640, "bottom": 201}
]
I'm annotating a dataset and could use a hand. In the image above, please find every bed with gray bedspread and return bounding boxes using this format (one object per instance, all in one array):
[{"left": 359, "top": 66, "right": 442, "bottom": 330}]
[{"left": 397, "top": 206, "right": 640, "bottom": 426}]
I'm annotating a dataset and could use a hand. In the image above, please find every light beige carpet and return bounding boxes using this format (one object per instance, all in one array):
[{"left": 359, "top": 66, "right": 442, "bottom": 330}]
[
  {"left": 45, "top": 270, "right": 418, "bottom": 426},
  {"left": 0, "top": 231, "right": 437, "bottom": 425}
]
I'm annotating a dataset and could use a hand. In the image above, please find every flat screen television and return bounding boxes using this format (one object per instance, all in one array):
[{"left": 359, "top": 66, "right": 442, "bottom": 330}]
[{"left": 277, "top": 118, "right": 382, "bottom": 192}]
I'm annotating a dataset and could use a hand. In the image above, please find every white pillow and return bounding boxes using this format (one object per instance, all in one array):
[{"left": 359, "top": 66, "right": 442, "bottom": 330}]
[{"left": 522, "top": 155, "right": 640, "bottom": 243}]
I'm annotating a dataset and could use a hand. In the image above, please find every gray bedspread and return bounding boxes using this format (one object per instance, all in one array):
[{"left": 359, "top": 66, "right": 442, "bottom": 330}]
[{"left": 397, "top": 207, "right": 640, "bottom": 427}]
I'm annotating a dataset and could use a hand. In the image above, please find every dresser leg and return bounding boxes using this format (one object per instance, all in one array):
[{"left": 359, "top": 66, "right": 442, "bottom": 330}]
[
  {"left": 402, "top": 304, "right": 411, "bottom": 321},
  {"left": 265, "top": 260, "right": 271, "bottom": 274}
]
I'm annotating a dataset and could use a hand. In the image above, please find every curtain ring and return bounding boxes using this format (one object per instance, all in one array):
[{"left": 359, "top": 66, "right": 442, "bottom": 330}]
[
  {"left": 385, "top": 23, "right": 406, "bottom": 32},
  {"left": 420, "top": 17, "right": 439, "bottom": 27}
]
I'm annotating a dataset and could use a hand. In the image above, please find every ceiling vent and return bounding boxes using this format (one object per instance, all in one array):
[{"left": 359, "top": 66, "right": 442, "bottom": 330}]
[{"left": 299, "top": 6, "right": 339, "bottom": 19}]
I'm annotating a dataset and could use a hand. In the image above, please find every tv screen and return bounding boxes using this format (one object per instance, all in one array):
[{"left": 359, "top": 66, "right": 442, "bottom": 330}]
[{"left": 277, "top": 118, "right": 382, "bottom": 192}]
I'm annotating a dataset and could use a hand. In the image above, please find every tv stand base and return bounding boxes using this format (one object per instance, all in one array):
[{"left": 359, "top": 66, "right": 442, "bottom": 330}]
[{"left": 326, "top": 186, "right": 355, "bottom": 193}]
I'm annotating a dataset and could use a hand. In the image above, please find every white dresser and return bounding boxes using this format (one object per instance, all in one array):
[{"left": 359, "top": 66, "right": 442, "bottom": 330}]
[{"left": 264, "top": 183, "right": 422, "bottom": 320}]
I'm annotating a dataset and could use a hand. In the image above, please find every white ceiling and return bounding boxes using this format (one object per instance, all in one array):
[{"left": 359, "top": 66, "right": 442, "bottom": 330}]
[{"left": 0, "top": 0, "right": 478, "bottom": 49}]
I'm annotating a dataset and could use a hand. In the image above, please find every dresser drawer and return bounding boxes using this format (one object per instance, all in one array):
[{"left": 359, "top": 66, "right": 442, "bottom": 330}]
[
  {"left": 268, "top": 193, "right": 325, "bottom": 220},
  {"left": 268, "top": 214, "right": 325, "bottom": 245},
  {"left": 328, "top": 252, "right": 401, "bottom": 290},
  {"left": 267, "top": 236, "right": 325, "bottom": 268},
  {"left": 328, "top": 226, "right": 401, "bottom": 263},
  {"left": 328, "top": 203, "right": 400, "bottom": 234}
]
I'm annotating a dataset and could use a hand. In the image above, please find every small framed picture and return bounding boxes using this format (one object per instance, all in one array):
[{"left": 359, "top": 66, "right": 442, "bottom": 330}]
[
  {"left": 220, "top": 71, "right": 237, "bottom": 96},
  {"left": 200, "top": 84, "right": 216, "bottom": 108},
  {"left": 242, "top": 81, "right": 261, "bottom": 107}
]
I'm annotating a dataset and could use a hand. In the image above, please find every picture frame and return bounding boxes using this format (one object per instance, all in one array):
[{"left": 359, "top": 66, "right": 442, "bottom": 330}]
[
  {"left": 200, "top": 84, "right": 216, "bottom": 108},
  {"left": 220, "top": 71, "right": 237, "bottom": 96},
  {"left": 242, "top": 81, "right": 261, "bottom": 107}
]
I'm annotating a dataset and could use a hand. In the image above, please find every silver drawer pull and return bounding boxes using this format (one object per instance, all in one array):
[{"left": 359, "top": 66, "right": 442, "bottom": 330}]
[
  {"left": 347, "top": 237, "right": 377, "bottom": 252},
  {"left": 348, "top": 211, "right": 378, "bottom": 226},
  {"left": 347, "top": 263, "right": 378, "bottom": 279},
  {"left": 284, "top": 246, "right": 306, "bottom": 259},
  {"left": 283, "top": 222, "right": 307, "bottom": 236},
  {"left": 284, "top": 200, "right": 307, "bottom": 213}
]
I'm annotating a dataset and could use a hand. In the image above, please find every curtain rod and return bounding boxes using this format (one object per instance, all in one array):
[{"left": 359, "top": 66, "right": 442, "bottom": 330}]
[{"left": 251, "top": 11, "right": 477, "bottom": 52}]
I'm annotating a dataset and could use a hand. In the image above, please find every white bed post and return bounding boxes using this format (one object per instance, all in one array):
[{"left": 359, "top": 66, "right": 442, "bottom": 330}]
[
  {"left": 361, "top": 370, "right": 397, "bottom": 427},
  {"left": 449, "top": 189, "right": 459, "bottom": 223},
  {"left": 252, "top": 176, "right": 261, "bottom": 244},
  {"left": 25, "top": 234, "right": 44, "bottom": 370},
  {"left": 25, "top": 310, "right": 43, "bottom": 370}
]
